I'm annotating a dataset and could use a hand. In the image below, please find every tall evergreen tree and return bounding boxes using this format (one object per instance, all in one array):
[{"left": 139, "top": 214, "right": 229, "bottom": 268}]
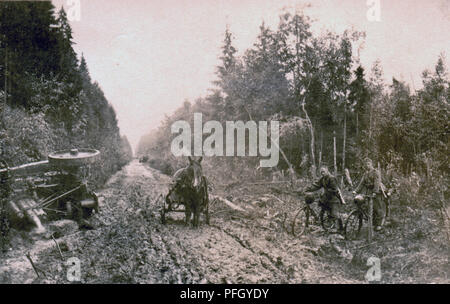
[
  {"left": 217, "top": 26, "right": 237, "bottom": 81},
  {"left": 214, "top": 27, "right": 241, "bottom": 119},
  {"left": 56, "top": 7, "right": 79, "bottom": 82},
  {"left": 349, "top": 66, "right": 370, "bottom": 135}
]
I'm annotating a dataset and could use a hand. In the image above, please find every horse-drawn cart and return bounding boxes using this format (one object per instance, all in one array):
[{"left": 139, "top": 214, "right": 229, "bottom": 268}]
[{"left": 159, "top": 157, "right": 210, "bottom": 227}]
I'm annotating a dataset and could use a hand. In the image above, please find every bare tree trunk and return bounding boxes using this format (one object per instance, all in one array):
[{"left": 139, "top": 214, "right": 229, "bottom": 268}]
[
  {"left": 4, "top": 43, "right": 7, "bottom": 105},
  {"left": 439, "top": 188, "right": 450, "bottom": 242},
  {"left": 369, "top": 102, "right": 373, "bottom": 143},
  {"left": 342, "top": 105, "right": 347, "bottom": 185},
  {"left": 356, "top": 112, "right": 359, "bottom": 138},
  {"left": 294, "top": 15, "right": 316, "bottom": 179},
  {"left": 302, "top": 102, "right": 316, "bottom": 178},
  {"left": 333, "top": 132, "right": 337, "bottom": 177},
  {"left": 319, "top": 131, "right": 323, "bottom": 169},
  {"left": 294, "top": 17, "right": 301, "bottom": 98}
]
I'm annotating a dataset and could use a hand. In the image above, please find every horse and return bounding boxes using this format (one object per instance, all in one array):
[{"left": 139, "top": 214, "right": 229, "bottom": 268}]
[{"left": 165, "top": 156, "right": 209, "bottom": 227}]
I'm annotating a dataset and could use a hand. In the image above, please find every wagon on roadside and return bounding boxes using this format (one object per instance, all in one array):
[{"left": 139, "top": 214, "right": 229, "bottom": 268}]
[{"left": 0, "top": 148, "right": 101, "bottom": 234}]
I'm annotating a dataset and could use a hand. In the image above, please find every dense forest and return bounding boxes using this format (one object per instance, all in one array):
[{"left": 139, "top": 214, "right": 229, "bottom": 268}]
[
  {"left": 138, "top": 10, "right": 448, "bottom": 206},
  {"left": 0, "top": 1, "right": 133, "bottom": 185}
]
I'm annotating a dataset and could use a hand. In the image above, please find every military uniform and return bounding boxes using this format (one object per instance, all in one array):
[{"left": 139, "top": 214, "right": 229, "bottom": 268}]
[
  {"left": 306, "top": 173, "right": 343, "bottom": 230},
  {"left": 355, "top": 167, "right": 386, "bottom": 229}
]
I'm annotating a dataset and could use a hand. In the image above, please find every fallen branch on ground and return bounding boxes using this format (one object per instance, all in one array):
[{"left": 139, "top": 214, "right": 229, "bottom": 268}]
[
  {"left": 51, "top": 234, "right": 64, "bottom": 261},
  {"left": 25, "top": 252, "right": 46, "bottom": 279},
  {"left": 210, "top": 195, "right": 246, "bottom": 212}
]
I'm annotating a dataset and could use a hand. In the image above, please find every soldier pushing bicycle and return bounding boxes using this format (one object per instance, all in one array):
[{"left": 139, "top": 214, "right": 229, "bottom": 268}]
[
  {"left": 295, "top": 166, "right": 346, "bottom": 234},
  {"left": 352, "top": 158, "right": 387, "bottom": 232}
]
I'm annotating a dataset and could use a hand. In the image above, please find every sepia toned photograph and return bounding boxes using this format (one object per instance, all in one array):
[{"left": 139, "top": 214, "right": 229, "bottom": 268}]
[{"left": 0, "top": 0, "right": 448, "bottom": 287}]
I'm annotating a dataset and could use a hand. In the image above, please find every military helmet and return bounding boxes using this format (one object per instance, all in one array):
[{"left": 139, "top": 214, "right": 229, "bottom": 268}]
[
  {"left": 354, "top": 194, "right": 365, "bottom": 205},
  {"left": 305, "top": 192, "right": 315, "bottom": 205}
]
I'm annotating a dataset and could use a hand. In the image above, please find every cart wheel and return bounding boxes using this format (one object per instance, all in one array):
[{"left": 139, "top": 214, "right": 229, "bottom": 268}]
[
  {"left": 202, "top": 177, "right": 210, "bottom": 225},
  {"left": 345, "top": 210, "right": 363, "bottom": 240},
  {"left": 204, "top": 199, "right": 210, "bottom": 225},
  {"left": 320, "top": 209, "right": 335, "bottom": 232},
  {"left": 292, "top": 207, "right": 309, "bottom": 237},
  {"left": 160, "top": 195, "right": 167, "bottom": 225}
]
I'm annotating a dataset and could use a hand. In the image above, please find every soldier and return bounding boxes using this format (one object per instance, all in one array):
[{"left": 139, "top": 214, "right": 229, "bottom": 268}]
[
  {"left": 304, "top": 166, "right": 344, "bottom": 232},
  {"left": 353, "top": 158, "right": 386, "bottom": 231}
]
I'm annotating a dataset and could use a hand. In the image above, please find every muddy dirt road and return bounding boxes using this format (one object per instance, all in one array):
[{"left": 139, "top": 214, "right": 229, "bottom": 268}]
[
  {"left": 92, "top": 160, "right": 358, "bottom": 283},
  {"left": 1, "top": 160, "right": 447, "bottom": 283}
]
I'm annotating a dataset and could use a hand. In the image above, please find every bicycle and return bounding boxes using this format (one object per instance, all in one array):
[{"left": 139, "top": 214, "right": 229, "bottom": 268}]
[
  {"left": 345, "top": 190, "right": 392, "bottom": 240},
  {"left": 291, "top": 193, "right": 337, "bottom": 236},
  {"left": 344, "top": 194, "right": 370, "bottom": 240}
]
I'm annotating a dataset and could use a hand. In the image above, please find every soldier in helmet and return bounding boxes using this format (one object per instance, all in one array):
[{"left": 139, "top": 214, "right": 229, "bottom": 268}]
[
  {"left": 353, "top": 158, "right": 386, "bottom": 231},
  {"left": 304, "top": 166, "right": 344, "bottom": 232}
]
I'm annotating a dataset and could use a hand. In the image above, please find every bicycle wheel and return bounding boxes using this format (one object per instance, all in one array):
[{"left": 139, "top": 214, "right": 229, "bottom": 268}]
[
  {"left": 320, "top": 208, "right": 335, "bottom": 232},
  {"left": 344, "top": 210, "right": 363, "bottom": 240},
  {"left": 292, "top": 207, "right": 310, "bottom": 236}
]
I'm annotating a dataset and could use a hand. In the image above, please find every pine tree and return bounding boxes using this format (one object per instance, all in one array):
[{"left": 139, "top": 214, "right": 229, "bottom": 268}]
[
  {"left": 349, "top": 66, "right": 370, "bottom": 135},
  {"left": 56, "top": 7, "right": 79, "bottom": 80},
  {"left": 79, "top": 54, "right": 92, "bottom": 86},
  {"left": 214, "top": 26, "right": 240, "bottom": 119},
  {"left": 217, "top": 26, "right": 237, "bottom": 82},
  {"left": 420, "top": 53, "right": 448, "bottom": 104}
]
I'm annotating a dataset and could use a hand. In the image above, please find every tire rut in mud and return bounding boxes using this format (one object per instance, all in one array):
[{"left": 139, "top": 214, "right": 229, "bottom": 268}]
[{"left": 209, "top": 222, "right": 299, "bottom": 283}]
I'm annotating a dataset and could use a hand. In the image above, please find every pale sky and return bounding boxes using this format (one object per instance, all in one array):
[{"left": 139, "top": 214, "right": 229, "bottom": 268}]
[{"left": 51, "top": 0, "right": 450, "bottom": 153}]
